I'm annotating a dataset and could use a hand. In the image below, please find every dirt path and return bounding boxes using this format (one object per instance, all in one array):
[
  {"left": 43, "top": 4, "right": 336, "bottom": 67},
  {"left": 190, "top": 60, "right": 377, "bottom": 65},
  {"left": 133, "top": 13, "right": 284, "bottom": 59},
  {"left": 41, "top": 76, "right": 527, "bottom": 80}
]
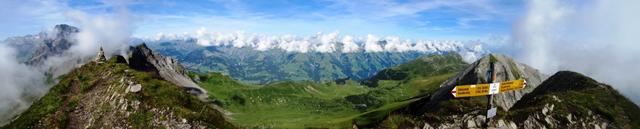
[{"left": 51, "top": 78, "right": 82, "bottom": 127}]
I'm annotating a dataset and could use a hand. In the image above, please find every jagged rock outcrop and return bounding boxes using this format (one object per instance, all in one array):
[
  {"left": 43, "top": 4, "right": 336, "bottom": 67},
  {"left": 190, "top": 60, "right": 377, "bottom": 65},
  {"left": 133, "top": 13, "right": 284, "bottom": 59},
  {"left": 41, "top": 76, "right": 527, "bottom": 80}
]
[
  {"left": 411, "top": 54, "right": 547, "bottom": 114},
  {"left": 384, "top": 54, "right": 548, "bottom": 128},
  {"left": 128, "top": 43, "right": 208, "bottom": 100},
  {"left": 112, "top": 55, "right": 127, "bottom": 64},
  {"left": 445, "top": 54, "right": 547, "bottom": 110}
]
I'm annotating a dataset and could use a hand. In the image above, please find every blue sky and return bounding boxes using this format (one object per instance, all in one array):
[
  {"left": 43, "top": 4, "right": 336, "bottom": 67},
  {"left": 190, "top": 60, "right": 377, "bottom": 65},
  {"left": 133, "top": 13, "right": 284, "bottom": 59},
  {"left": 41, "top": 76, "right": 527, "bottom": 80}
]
[{"left": 0, "top": 0, "right": 524, "bottom": 40}]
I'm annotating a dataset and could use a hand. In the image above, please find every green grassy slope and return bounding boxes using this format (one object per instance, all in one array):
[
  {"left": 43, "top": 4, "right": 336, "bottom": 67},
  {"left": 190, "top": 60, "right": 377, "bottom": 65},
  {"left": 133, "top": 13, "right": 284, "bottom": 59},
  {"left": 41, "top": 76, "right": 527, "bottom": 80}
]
[
  {"left": 197, "top": 53, "right": 468, "bottom": 128},
  {"left": 196, "top": 72, "right": 369, "bottom": 128}
]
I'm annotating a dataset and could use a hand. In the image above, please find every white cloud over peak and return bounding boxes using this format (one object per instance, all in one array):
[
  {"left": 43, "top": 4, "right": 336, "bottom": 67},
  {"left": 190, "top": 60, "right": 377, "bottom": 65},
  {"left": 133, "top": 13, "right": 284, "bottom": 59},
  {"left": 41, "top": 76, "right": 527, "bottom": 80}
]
[
  {"left": 341, "top": 35, "right": 360, "bottom": 53},
  {"left": 364, "top": 34, "right": 384, "bottom": 52},
  {"left": 146, "top": 28, "right": 487, "bottom": 60},
  {"left": 0, "top": 44, "right": 46, "bottom": 125},
  {"left": 0, "top": 0, "right": 140, "bottom": 123},
  {"left": 315, "top": 32, "right": 339, "bottom": 53}
]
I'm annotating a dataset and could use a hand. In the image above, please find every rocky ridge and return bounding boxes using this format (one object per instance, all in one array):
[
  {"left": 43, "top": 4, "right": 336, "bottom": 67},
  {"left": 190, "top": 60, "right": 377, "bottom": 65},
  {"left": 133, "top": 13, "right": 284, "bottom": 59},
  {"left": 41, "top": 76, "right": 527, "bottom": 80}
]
[{"left": 1, "top": 54, "right": 234, "bottom": 128}]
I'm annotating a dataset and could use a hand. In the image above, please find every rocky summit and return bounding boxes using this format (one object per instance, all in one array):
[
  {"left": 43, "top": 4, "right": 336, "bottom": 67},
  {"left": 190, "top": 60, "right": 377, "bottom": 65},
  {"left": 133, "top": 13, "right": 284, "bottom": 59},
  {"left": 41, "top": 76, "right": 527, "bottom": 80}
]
[
  {"left": 4, "top": 24, "right": 79, "bottom": 65},
  {"left": 374, "top": 55, "right": 640, "bottom": 129},
  {"left": 407, "top": 54, "right": 548, "bottom": 115}
]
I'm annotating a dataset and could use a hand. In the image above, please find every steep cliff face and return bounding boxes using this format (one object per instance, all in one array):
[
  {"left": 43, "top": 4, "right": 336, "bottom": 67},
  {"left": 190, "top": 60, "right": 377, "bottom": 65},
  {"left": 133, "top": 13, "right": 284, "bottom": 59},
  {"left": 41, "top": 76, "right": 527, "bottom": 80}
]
[
  {"left": 2, "top": 56, "right": 234, "bottom": 129},
  {"left": 129, "top": 44, "right": 208, "bottom": 100}
]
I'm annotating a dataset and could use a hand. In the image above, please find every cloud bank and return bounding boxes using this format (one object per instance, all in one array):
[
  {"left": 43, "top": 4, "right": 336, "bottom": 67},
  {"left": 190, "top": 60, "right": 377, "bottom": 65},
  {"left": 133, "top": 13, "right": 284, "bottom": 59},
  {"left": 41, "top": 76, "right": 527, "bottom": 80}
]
[
  {"left": 0, "top": 44, "right": 46, "bottom": 125},
  {"left": 148, "top": 28, "right": 488, "bottom": 61},
  {"left": 513, "top": 0, "right": 640, "bottom": 104}
]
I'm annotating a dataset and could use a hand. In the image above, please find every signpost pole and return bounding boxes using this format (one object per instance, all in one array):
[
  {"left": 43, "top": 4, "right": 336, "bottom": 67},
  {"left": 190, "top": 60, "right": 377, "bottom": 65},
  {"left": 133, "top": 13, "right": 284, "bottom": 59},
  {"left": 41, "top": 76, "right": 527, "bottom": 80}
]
[{"left": 484, "top": 62, "right": 495, "bottom": 128}]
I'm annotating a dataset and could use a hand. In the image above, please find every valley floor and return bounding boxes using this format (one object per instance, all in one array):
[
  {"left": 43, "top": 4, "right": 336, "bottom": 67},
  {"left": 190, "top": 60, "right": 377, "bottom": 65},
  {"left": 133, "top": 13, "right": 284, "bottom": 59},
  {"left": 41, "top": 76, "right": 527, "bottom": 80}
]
[{"left": 195, "top": 71, "right": 455, "bottom": 128}]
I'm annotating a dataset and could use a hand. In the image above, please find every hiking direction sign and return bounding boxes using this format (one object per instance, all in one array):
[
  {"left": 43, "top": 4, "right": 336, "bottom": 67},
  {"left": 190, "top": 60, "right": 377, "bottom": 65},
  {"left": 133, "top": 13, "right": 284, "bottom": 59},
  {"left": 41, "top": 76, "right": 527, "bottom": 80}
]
[{"left": 450, "top": 79, "right": 527, "bottom": 98}]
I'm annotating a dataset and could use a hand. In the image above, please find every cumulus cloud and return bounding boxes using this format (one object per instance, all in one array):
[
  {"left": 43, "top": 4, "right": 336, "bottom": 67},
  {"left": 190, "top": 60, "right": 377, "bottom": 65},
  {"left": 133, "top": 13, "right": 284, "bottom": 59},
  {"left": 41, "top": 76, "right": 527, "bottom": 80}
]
[
  {"left": 195, "top": 27, "right": 213, "bottom": 46},
  {"left": 513, "top": 0, "right": 640, "bottom": 104},
  {"left": 383, "top": 36, "right": 412, "bottom": 52},
  {"left": 314, "top": 32, "right": 338, "bottom": 53},
  {"left": 148, "top": 29, "right": 487, "bottom": 58},
  {"left": 364, "top": 34, "right": 384, "bottom": 52},
  {"left": 37, "top": 0, "right": 137, "bottom": 76},
  {"left": 341, "top": 35, "right": 359, "bottom": 52}
]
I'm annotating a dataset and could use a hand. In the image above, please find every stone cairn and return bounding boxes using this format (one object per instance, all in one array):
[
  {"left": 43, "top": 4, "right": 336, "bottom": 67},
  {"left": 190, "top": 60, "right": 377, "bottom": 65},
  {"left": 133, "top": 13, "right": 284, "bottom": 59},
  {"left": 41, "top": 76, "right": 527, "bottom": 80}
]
[{"left": 94, "top": 47, "right": 106, "bottom": 63}]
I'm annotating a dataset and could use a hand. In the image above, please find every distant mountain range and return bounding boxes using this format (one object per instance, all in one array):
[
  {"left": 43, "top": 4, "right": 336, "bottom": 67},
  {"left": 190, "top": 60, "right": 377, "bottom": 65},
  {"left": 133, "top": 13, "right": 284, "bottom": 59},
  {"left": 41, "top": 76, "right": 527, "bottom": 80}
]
[
  {"left": 3, "top": 24, "right": 78, "bottom": 65},
  {"left": 141, "top": 36, "right": 487, "bottom": 84}
]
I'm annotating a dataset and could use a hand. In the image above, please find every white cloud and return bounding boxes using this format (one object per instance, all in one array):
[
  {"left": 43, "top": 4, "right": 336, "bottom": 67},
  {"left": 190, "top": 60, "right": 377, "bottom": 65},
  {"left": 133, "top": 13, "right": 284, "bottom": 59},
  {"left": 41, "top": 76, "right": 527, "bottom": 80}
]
[
  {"left": 341, "top": 35, "right": 359, "bottom": 52},
  {"left": 364, "top": 34, "right": 384, "bottom": 52},
  {"left": 255, "top": 36, "right": 275, "bottom": 51},
  {"left": 513, "top": 0, "right": 640, "bottom": 104},
  {"left": 34, "top": 0, "right": 137, "bottom": 77},
  {"left": 383, "top": 36, "right": 413, "bottom": 52},
  {"left": 195, "top": 27, "right": 213, "bottom": 46},
  {"left": 314, "top": 32, "right": 338, "bottom": 53},
  {"left": 147, "top": 28, "right": 488, "bottom": 63},
  {"left": 0, "top": 44, "right": 46, "bottom": 125}
]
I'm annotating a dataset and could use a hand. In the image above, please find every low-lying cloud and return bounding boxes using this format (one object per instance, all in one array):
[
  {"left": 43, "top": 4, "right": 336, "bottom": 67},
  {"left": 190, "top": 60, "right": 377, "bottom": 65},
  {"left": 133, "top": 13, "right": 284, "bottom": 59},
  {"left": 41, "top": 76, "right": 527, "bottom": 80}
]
[
  {"left": 149, "top": 28, "right": 488, "bottom": 62},
  {"left": 39, "top": 3, "right": 136, "bottom": 76},
  {"left": 0, "top": 44, "right": 46, "bottom": 125},
  {"left": 513, "top": 0, "right": 640, "bottom": 104}
]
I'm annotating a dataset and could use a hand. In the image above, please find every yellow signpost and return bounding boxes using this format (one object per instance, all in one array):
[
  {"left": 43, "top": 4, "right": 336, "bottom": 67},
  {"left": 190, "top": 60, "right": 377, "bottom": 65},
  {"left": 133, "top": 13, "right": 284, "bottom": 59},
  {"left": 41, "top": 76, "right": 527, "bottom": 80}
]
[
  {"left": 498, "top": 79, "right": 527, "bottom": 93},
  {"left": 451, "top": 79, "right": 526, "bottom": 98},
  {"left": 447, "top": 61, "right": 529, "bottom": 127}
]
